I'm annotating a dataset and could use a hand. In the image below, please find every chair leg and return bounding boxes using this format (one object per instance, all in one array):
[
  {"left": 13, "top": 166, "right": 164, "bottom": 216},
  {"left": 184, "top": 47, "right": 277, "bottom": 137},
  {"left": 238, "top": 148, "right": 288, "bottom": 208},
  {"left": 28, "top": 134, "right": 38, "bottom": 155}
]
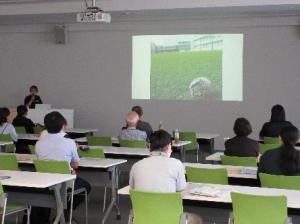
[
  {"left": 26, "top": 206, "right": 31, "bottom": 224},
  {"left": 69, "top": 181, "right": 75, "bottom": 224},
  {"left": 103, "top": 187, "right": 107, "bottom": 213}
]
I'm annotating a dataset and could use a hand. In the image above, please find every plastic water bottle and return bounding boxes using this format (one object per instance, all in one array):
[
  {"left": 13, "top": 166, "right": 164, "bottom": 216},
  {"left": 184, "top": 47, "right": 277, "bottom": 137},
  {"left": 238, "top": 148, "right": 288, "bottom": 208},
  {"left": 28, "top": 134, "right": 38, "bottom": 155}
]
[{"left": 174, "top": 129, "right": 180, "bottom": 144}]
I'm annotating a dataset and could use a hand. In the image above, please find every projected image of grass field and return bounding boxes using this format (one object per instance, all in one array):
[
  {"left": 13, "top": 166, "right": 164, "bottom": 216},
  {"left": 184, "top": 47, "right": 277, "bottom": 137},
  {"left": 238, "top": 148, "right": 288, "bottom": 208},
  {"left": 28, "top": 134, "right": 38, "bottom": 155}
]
[{"left": 150, "top": 50, "right": 222, "bottom": 100}]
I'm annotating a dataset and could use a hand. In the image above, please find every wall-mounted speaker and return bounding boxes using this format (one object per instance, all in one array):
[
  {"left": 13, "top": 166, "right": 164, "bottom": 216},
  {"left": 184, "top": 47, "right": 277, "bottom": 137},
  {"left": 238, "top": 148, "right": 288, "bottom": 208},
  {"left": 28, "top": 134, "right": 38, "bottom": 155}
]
[{"left": 54, "top": 25, "right": 67, "bottom": 45}]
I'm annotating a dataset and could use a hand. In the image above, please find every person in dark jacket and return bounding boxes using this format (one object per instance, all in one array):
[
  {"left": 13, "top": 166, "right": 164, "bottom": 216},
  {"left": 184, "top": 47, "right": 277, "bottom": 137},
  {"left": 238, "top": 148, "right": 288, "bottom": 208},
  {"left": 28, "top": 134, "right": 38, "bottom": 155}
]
[
  {"left": 13, "top": 105, "right": 35, "bottom": 133},
  {"left": 24, "top": 85, "right": 43, "bottom": 109},
  {"left": 225, "top": 117, "right": 259, "bottom": 157},
  {"left": 259, "top": 104, "right": 293, "bottom": 139},
  {"left": 131, "top": 105, "right": 153, "bottom": 139},
  {"left": 258, "top": 126, "right": 300, "bottom": 176}
]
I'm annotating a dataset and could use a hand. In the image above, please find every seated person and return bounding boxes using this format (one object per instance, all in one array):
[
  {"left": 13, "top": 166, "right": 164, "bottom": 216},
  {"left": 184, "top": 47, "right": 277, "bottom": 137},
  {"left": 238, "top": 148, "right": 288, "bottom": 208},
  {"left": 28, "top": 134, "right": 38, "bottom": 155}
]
[
  {"left": 0, "top": 109, "right": 18, "bottom": 142},
  {"left": 24, "top": 85, "right": 43, "bottom": 109},
  {"left": 129, "top": 130, "right": 202, "bottom": 224},
  {"left": 259, "top": 104, "right": 293, "bottom": 139},
  {"left": 225, "top": 118, "right": 259, "bottom": 157},
  {"left": 119, "top": 111, "right": 147, "bottom": 141},
  {"left": 34, "top": 111, "right": 91, "bottom": 223},
  {"left": 258, "top": 126, "right": 300, "bottom": 175},
  {"left": 131, "top": 105, "right": 153, "bottom": 139},
  {"left": 13, "top": 105, "right": 35, "bottom": 133}
]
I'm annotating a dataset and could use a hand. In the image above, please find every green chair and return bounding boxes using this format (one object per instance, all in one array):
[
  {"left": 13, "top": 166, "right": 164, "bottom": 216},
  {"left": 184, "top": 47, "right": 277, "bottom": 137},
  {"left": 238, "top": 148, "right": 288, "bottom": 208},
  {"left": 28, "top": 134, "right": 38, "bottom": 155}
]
[
  {"left": 78, "top": 148, "right": 105, "bottom": 158},
  {"left": 186, "top": 166, "right": 228, "bottom": 184},
  {"left": 0, "top": 154, "right": 18, "bottom": 171},
  {"left": 259, "top": 143, "right": 280, "bottom": 154},
  {"left": 34, "top": 160, "right": 88, "bottom": 224},
  {"left": 0, "top": 182, "right": 31, "bottom": 224},
  {"left": 259, "top": 173, "right": 300, "bottom": 190},
  {"left": 221, "top": 155, "right": 257, "bottom": 167},
  {"left": 129, "top": 189, "right": 183, "bottom": 224},
  {"left": 33, "top": 126, "right": 44, "bottom": 134},
  {"left": 0, "top": 134, "right": 15, "bottom": 153},
  {"left": 28, "top": 145, "right": 35, "bottom": 154},
  {"left": 87, "top": 136, "right": 112, "bottom": 146},
  {"left": 263, "top": 136, "right": 280, "bottom": 144},
  {"left": 229, "top": 192, "right": 291, "bottom": 224},
  {"left": 14, "top": 127, "right": 26, "bottom": 134},
  {"left": 179, "top": 132, "right": 200, "bottom": 162},
  {"left": 119, "top": 139, "right": 146, "bottom": 148}
]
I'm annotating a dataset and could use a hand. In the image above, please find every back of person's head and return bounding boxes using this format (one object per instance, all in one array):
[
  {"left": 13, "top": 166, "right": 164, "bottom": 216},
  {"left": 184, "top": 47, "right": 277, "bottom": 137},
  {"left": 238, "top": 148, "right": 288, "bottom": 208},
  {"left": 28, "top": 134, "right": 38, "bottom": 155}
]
[
  {"left": 30, "top": 85, "right": 38, "bottom": 92},
  {"left": 270, "top": 104, "right": 286, "bottom": 122},
  {"left": 233, "top": 117, "right": 252, "bottom": 137},
  {"left": 131, "top": 106, "right": 143, "bottom": 117},
  {"left": 279, "top": 126, "right": 300, "bottom": 175},
  {"left": 149, "top": 130, "right": 172, "bottom": 152},
  {"left": 0, "top": 107, "right": 10, "bottom": 118},
  {"left": 17, "top": 105, "right": 28, "bottom": 117},
  {"left": 126, "top": 111, "right": 139, "bottom": 127},
  {"left": 44, "top": 111, "right": 67, "bottom": 134},
  {"left": 0, "top": 110, "right": 7, "bottom": 125}
]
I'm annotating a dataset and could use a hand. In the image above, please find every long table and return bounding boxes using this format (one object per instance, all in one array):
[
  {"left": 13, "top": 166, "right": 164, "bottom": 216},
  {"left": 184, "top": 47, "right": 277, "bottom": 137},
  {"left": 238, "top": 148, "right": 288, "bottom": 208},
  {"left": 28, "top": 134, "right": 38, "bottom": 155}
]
[
  {"left": 118, "top": 182, "right": 300, "bottom": 210},
  {"left": 0, "top": 170, "right": 75, "bottom": 224}
]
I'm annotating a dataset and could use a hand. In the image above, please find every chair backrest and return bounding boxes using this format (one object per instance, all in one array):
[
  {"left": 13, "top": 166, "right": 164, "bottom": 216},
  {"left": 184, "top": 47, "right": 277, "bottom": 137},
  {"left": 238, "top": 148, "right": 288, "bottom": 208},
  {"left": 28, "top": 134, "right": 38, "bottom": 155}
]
[
  {"left": 221, "top": 155, "right": 257, "bottom": 167},
  {"left": 33, "top": 126, "right": 44, "bottom": 134},
  {"left": 0, "top": 154, "right": 18, "bottom": 170},
  {"left": 130, "top": 189, "right": 183, "bottom": 224},
  {"left": 259, "top": 173, "right": 300, "bottom": 190},
  {"left": 28, "top": 145, "right": 36, "bottom": 154},
  {"left": 34, "top": 160, "right": 70, "bottom": 174},
  {"left": 263, "top": 136, "right": 280, "bottom": 144},
  {"left": 14, "top": 126, "right": 27, "bottom": 134},
  {"left": 86, "top": 136, "right": 112, "bottom": 146},
  {"left": 78, "top": 148, "right": 105, "bottom": 158},
  {"left": 0, "top": 134, "right": 12, "bottom": 142},
  {"left": 231, "top": 192, "right": 287, "bottom": 224},
  {"left": 186, "top": 166, "right": 228, "bottom": 184},
  {"left": 259, "top": 143, "right": 280, "bottom": 154},
  {"left": 119, "top": 139, "right": 146, "bottom": 148},
  {"left": 179, "top": 132, "right": 197, "bottom": 151}
]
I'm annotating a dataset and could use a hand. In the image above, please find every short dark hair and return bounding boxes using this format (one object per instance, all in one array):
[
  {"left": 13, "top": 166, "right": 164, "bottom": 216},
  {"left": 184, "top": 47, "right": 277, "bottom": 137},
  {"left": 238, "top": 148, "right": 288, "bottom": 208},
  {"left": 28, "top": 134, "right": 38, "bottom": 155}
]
[
  {"left": 149, "top": 130, "right": 172, "bottom": 152},
  {"left": 17, "top": 105, "right": 28, "bottom": 117},
  {"left": 0, "top": 107, "right": 10, "bottom": 118},
  {"left": 30, "top": 85, "right": 38, "bottom": 92},
  {"left": 280, "top": 126, "right": 299, "bottom": 146},
  {"left": 233, "top": 117, "right": 252, "bottom": 137},
  {"left": 131, "top": 106, "right": 143, "bottom": 117},
  {"left": 0, "top": 109, "right": 8, "bottom": 125},
  {"left": 44, "top": 111, "right": 67, "bottom": 134},
  {"left": 270, "top": 104, "right": 285, "bottom": 122}
]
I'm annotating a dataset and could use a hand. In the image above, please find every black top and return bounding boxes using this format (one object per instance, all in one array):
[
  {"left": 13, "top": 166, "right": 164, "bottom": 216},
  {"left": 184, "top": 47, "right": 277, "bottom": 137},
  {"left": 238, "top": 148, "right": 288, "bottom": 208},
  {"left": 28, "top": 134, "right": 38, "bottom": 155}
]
[
  {"left": 136, "top": 120, "right": 153, "bottom": 139},
  {"left": 224, "top": 136, "right": 259, "bottom": 157},
  {"left": 12, "top": 116, "right": 35, "bottom": 133},
  {"left": 258, "top": 147, "right": 300, "bottom": 175},
  {"left": 24, "top": 95, "right": 43, "bottom": 109},
  {"left": 259, "top": 121, "right": 293, "bottom": 138}
]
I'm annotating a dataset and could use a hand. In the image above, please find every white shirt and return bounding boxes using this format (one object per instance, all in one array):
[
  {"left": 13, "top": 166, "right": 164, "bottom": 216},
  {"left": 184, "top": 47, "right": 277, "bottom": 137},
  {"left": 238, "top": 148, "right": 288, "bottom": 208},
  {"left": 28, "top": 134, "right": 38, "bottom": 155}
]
[
  {"left": 39, "top": 130, "right": 67, "bottom": 139},
  {"left": 0, "top": 123, "right": 18, "bottom": 142},
  {"left": 36, "top": 133, "right": 80, "bottom": 167},
  {"left": 129, "top": 151, "right": 186, "bottom": 192}
]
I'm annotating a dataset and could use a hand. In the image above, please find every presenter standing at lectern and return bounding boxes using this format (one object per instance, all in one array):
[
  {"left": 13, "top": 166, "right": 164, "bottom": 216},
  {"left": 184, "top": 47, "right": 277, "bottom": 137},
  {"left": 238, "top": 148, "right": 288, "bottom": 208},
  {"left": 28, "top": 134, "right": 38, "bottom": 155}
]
[{"left": 24, "top": 85, "right": 43, "bottom": 109}]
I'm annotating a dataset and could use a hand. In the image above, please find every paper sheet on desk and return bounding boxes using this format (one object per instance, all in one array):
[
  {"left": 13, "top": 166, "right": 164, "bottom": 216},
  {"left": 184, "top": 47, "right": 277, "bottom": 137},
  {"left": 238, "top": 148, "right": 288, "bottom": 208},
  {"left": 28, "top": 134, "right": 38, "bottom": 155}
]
[
  {"left": 189, "top": 186, "right": 228, "bottom": 198},
  {"left": 240, "top": 167, "right": 257, "bottom": 175}
]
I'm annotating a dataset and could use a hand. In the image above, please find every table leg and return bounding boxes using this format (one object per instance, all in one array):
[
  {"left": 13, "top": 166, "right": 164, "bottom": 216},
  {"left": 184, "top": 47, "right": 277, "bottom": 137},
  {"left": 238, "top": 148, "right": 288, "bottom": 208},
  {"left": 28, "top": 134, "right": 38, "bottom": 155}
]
[
  {"left": 209, "top": 139, "right": 215, "bottom": 154},
  {"left": 180, "top": 146, "right": 186, "bottom": 162},
  {"left": 52, "top": 184, "right": 66, "bottom": 224},
  {"left": 101, "top": 166, "right": 120, "bottom": 224}
]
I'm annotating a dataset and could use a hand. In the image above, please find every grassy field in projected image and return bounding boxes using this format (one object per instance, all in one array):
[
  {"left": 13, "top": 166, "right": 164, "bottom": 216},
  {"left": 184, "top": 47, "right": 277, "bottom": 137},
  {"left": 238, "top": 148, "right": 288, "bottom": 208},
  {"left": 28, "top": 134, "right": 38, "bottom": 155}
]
[{"left": 150, "top": 50, "right": 222, "bottom": 100}]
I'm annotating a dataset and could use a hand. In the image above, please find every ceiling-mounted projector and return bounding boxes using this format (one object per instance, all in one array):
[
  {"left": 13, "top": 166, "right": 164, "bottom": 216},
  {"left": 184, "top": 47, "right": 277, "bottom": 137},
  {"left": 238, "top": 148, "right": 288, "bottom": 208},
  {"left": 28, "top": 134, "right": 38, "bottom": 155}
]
[{"left": 77, "top": 6, "right": 111, "bottom": 23}]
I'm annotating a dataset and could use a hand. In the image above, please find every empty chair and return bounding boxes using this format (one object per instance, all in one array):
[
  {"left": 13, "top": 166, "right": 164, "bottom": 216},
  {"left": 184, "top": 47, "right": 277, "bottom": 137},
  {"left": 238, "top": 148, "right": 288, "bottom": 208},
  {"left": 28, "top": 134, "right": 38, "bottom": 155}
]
[
  {"left": 0, "top": 182, "right": 31, "bottom": 224},
  {"left": 119, "top": 139, "right": 146, "bottom": 148},
  {"left": 87, "top": 136, "right": 112, "bottom": 146},
  {"left": 14, "top": 127, "right": 27, "bottom": 134},
  {"left": 129, "top": 189, "right": 184, "bottom": 224},
  {"left": 78, "top": 148, "right": 105, "bottom": 158},
  {"left": 186, "top": 166, "right": 228, "bottom": 184},
  {"left": 220, "top": 155, "right": 257, "bottom": 167},
  {"left": 28, "top": 145, "right": 35, "bottom": 154},
  {"left": 263, "top": 137, "right": 280, "bottom": 144},
  {"left": 34, "top": 160, "right": 88, "bottom": 224},
  {"left": 229, "top": 192, "right": 291, "bottom": 224},
  {"left": 0, "top": 154, "right": 18, "bottom": 170},
  {"left": 179, "top": 132, "right": 200, "bottom": 162},
  {"left": 0, "top": 134, "right": 15, "bottom": 153},
  {"left": 259, "top": 173, "right": 300, "bottom": 190},
  {"left": 259, "top": 143, "right": 280, "bottom": 154}
]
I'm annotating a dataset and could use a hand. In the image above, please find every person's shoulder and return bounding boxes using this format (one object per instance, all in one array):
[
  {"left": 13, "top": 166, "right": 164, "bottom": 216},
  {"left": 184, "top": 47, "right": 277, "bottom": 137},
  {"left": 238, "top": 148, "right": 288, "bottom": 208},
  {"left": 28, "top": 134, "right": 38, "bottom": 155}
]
[
  {"left": 246, "top": 137, "right": 259, "bottom": 144},
  {"left": 262, "top": 147, "right": 281, "bottom": 158},
  {"left": 167, "top": 157, "right": 184, "bottom": 167}
]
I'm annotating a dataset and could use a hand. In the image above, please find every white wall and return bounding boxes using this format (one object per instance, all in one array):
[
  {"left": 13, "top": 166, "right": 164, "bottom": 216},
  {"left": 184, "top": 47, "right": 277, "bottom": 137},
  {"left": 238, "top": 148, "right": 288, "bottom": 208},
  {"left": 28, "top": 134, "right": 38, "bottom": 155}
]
[{"left": 0, "top": 15, "right": 300, "bottom": 149}]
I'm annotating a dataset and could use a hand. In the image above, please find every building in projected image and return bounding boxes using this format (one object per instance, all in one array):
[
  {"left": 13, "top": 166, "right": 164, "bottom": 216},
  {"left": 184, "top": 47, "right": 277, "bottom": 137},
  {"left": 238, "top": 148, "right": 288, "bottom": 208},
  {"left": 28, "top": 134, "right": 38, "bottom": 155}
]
[{"left": 192, "top": 35, "right": 223, "bottom": 51}]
